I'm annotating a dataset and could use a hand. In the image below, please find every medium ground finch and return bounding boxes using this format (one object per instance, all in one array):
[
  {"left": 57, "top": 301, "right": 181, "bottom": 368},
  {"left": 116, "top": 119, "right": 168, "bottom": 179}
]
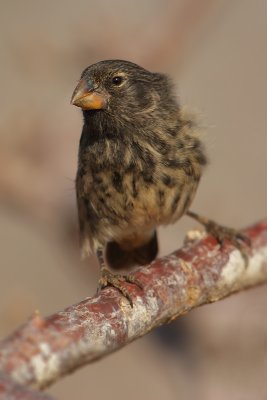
[{"left": 71, "top": 60, "right": 249, "bottom": 305}]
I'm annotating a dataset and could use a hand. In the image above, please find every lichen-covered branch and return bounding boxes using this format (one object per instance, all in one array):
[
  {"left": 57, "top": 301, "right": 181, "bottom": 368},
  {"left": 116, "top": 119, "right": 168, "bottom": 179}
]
[
  {"left": 0, "top": 374, "right": 54, "bottom": 400},
  {"left": 0, "top": 220, "right": 267, "bottom": 391}
]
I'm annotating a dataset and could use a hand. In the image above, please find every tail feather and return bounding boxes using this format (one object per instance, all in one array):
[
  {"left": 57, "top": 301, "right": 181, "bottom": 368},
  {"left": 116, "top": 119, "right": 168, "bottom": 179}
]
[{"left": 106, "top": 231, "right": 158, "bottom": 270}]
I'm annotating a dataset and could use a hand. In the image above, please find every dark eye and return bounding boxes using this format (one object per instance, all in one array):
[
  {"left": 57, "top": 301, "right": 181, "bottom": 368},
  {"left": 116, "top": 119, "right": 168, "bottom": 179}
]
[{"left": 112, "top": 76, "right": 123, "bottom": 85}]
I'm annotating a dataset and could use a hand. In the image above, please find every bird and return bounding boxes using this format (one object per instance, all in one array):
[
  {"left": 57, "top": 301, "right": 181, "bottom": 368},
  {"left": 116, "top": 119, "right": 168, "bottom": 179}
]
[{"left": 71, "top": 59, "right": 249, "bottom": 305}]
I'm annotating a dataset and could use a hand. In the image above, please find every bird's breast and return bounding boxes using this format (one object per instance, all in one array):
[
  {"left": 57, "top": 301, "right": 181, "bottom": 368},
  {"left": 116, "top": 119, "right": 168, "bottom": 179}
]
[{"left": 77, "top": 126, "right": 205, "bottom": 244}]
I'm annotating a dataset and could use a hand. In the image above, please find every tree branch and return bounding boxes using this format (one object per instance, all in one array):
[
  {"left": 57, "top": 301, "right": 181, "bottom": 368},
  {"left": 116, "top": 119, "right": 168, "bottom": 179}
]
[
  {"left": 0, "top": 374, "right": 54, "bottom": 400},
  {"left": 0, "top": 220, "right": 267, "bottom": 391}
]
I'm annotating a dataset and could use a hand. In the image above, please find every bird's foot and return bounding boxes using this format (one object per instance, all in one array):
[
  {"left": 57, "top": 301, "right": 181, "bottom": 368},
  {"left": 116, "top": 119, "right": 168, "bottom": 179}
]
[
  {"left": 97, "top": 268, "right": 143, "bottom": 307},
  {"left": 187, "top": 211, "right": 251, "bottom": 265}
]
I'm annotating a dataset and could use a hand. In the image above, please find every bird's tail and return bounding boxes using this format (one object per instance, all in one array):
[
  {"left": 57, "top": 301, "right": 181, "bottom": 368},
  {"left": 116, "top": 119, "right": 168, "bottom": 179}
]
[{"left": 105, "top": 231, "right": 158, "bottom": 270}]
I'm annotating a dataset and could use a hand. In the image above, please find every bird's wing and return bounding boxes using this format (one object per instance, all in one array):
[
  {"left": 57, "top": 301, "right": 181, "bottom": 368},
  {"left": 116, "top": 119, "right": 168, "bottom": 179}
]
[{"left": 76, "top": 174, "right": 92, "bottom": 258}]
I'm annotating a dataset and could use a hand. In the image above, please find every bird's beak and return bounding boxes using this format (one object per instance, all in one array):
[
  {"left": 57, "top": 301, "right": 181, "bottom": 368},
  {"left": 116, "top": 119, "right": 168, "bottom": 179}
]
[{"left": 71, "top": 79, "right": 109, "bottom": 110}]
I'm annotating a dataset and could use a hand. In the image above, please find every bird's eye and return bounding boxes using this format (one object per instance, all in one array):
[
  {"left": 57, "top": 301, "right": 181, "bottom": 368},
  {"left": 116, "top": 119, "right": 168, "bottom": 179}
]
[{"left": 112, "top": 76, "right": 123, "bottom": 86}]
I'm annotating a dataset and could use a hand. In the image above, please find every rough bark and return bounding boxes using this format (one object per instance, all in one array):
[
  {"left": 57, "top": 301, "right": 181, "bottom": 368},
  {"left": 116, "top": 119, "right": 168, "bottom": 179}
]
[
  {"left": 0, "top": 374, "right": 54, "bottom": 400},
  {"left": 0, "top": 220, "right": 266, "bottom": 392}
]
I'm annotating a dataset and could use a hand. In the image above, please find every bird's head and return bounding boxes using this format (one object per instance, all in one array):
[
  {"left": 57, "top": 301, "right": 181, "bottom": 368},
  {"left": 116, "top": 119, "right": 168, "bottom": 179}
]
[{"left": 71, "top": 60, "right": 177, "bottom": 124}]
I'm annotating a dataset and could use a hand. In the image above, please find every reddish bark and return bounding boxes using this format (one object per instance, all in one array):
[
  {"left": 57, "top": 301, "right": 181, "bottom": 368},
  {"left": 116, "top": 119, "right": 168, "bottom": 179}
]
[
  {"left": 0, "top": 374, "right": 54, "bottom": 400},
  {"left": 0, "top": 220, "right": 266, "bottom": 392}
]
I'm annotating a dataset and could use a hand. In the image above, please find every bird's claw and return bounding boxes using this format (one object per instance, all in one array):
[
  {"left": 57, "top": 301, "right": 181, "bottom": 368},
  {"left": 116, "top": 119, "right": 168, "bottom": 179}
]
[
  {"left": 97, "top": 268, "right": 143, "bottom": 307},
  {"left": 205, "top": 221, "right": 251, "bottom": 265},
  {"left": 187, "top": 211, "right": 251, "bottom": 266}
]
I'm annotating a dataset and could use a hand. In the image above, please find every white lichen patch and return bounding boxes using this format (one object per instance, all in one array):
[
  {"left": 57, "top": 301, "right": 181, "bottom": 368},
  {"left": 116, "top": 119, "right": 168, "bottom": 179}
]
[
  {"left": 184, "top": 228, "right": 206, "bottom": 244},
  {"left": 244, "top": 245, "right": 267, "bottom": 281},
  {"left": 39, "top": 342, "right": 51, "bottom": 357},
  {"left": 11, "top": 362, "right": 32, "bottom": 385},
  {"left": 221, "top": 245, "right": 267, "bottom": 287},
  {"left": 220, "top": 250, "right": 245, "bottom": 285},
  {"left": 125, "top": 292, "right": 159, "bottom": 339},
  {"left": 100, "top": 322, "right": 116, "bottom": 341},
  {"left": 165, "top": 272, "right": 183, "bottom": 287},
  {"left": 73, "top": 333, "right": 106, "bottom": 356},
  {"left": 165, "top": 254, "right": 180, "bottom": 266},
  {"left": 30, "top": 342, "right": 60, "bottom": 384}
]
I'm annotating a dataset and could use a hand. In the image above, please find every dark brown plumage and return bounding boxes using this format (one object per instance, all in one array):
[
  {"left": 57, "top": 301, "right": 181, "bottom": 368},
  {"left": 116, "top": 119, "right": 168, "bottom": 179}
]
[{"left": 71, "top": 60, "right": 249, "bottom": 305}]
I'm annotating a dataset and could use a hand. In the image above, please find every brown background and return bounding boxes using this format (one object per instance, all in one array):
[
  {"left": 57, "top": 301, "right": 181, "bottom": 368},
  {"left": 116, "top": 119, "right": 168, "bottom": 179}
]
[{"left": 0, "top": 0, "right": 266, "bottom": 399}]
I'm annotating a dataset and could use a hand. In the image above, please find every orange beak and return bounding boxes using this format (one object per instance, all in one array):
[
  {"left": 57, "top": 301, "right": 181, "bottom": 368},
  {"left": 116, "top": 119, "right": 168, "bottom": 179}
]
[{"left": 71, "top": 79, "right": 109, "bottom": 110}]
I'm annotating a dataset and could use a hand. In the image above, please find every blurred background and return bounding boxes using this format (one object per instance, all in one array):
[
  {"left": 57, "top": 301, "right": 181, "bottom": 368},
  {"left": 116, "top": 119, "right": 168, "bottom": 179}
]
[{"left": 0, "top": 0, "right": 266, "bottom": 399}]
